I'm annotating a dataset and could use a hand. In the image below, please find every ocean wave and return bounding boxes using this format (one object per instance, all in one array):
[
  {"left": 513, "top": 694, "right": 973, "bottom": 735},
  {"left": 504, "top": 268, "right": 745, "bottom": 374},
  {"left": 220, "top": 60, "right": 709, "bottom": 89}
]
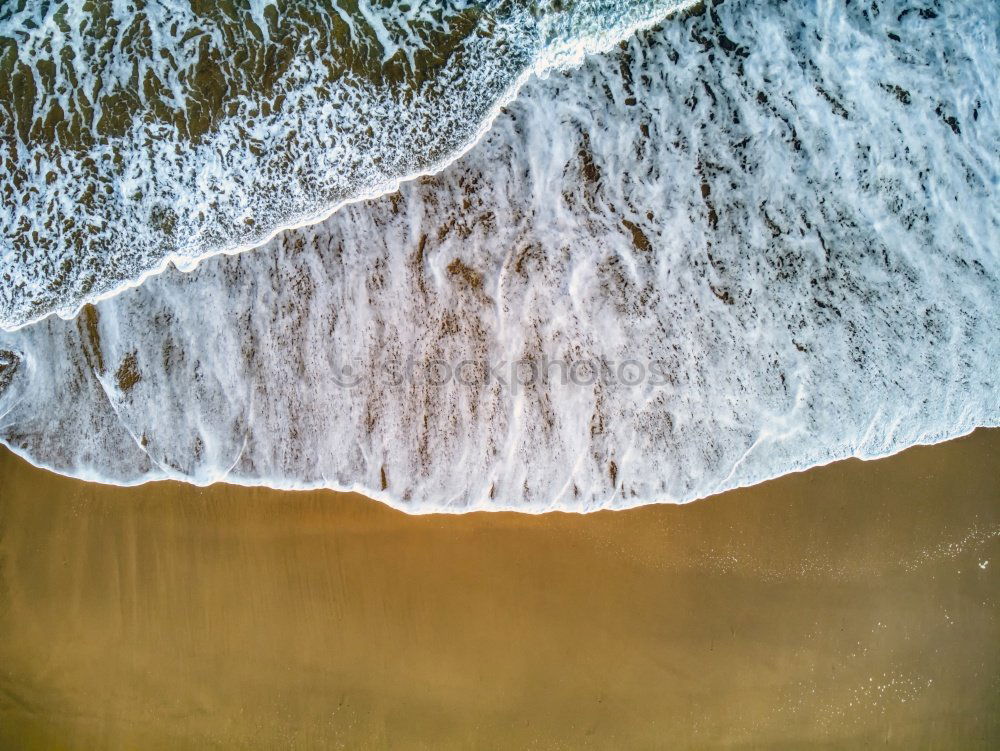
[
  {"left": 1, "top": 0, "right": 997, "bottom": 511},
  {"left": 0, "top": 0, "right": 692, "bottom": 330}
]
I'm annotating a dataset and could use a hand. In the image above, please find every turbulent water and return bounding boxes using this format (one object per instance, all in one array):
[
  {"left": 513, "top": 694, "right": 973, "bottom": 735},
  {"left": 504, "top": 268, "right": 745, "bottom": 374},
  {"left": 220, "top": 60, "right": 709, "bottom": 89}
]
[
  {"left": 0, "top": 0, "right": 998, "bottom": 511},
  {"left": 0, "top": 0, "right": 688, "bottom": 329}
]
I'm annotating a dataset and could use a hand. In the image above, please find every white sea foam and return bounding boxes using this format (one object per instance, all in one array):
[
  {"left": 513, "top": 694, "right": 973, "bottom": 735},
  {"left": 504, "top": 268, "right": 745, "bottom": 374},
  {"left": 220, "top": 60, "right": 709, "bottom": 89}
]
[
  {"left": 0, "top": 0, "right": 997, "bottom": 511},
  {"left": 0, "top": 0, "right": 695, "bottom": 330}
]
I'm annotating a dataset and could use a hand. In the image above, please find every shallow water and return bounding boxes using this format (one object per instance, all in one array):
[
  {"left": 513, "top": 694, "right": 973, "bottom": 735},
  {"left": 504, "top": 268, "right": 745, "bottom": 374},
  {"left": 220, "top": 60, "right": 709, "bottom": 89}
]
[{"left": 1, "top": 0, "right": 997, "bottom": 511}]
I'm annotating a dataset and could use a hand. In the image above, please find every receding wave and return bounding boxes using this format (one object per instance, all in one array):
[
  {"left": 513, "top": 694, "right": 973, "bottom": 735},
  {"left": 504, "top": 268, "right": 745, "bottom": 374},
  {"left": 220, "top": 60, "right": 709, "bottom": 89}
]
[
  {"left": 0, "top": 0, "right": 690, "bottom": 330},
  {"left": 1, "top": 0, "right": 997, "bottom": 511}
]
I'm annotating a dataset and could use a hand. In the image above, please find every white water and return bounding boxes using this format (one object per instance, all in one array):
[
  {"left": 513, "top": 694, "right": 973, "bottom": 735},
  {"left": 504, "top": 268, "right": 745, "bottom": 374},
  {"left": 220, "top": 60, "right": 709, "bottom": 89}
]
[
  {"left": 1, "top": 0, "right": 997, "bottom": 511},
  {"left": 0, "top": 0, "right": 693, "bottom": 330}
]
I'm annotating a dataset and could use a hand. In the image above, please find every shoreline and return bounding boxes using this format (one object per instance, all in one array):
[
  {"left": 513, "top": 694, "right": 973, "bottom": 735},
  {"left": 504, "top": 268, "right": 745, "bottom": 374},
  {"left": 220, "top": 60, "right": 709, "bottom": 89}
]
[{"left": 2, "top": 420, "right": 993, "bottom": 514}]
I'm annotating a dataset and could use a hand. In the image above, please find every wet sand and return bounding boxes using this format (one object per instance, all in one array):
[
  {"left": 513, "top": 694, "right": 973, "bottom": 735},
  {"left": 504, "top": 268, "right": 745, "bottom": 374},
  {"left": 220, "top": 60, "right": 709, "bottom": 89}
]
[{"left": 0, "top": 430, "right": 998, "bottom": 749}]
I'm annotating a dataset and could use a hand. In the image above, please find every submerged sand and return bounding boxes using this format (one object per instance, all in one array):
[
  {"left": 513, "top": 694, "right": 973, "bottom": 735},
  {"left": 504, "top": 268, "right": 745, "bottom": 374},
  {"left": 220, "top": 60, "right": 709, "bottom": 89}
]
[{"left": 0, "top": 430, "right": 998, "bottom": 748}]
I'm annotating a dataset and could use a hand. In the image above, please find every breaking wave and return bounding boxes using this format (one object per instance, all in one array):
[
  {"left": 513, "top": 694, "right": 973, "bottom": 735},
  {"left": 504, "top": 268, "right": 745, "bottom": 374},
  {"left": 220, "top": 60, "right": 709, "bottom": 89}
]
[{"left": 0, "top": 0, "right": 692, "bottom": 329}]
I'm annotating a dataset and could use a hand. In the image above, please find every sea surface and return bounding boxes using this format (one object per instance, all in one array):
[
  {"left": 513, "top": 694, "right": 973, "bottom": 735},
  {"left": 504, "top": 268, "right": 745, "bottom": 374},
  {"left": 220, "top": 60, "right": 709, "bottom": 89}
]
[{"left": 1, "top": 0, "right": 998, "bottom": 511}]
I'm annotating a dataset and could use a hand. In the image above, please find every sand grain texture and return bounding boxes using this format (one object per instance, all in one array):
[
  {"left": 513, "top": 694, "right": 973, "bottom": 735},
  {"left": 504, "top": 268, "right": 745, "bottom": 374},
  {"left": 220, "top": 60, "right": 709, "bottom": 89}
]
[{"left": 0, "top": 430, "right": 998, "bottom": 749}]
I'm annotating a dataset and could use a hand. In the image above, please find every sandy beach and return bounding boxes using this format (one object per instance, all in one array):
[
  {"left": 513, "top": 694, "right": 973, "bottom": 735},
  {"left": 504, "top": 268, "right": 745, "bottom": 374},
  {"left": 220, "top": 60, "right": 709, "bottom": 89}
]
[{"left": 1, "top": 429, "right": 997, "bottom": 749}]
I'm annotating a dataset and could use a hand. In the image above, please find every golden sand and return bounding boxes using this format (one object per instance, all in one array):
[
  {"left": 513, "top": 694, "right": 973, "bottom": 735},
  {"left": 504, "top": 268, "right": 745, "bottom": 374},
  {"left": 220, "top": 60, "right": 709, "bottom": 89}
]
[{"left": 1, "top": 430, "right": 998, "bottom": 749}]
